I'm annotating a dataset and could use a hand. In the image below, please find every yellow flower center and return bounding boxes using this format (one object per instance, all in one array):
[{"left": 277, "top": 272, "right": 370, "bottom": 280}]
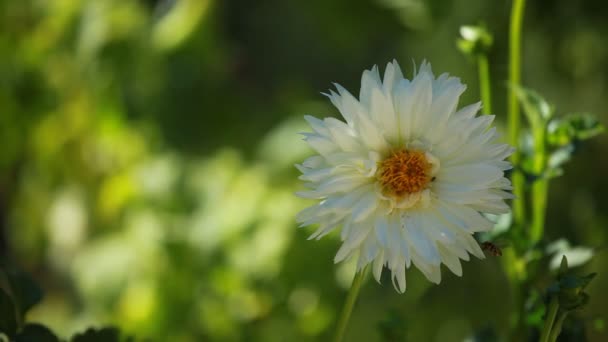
[{"left": 377, "top": 149, "right": 432, "bottom": 197}]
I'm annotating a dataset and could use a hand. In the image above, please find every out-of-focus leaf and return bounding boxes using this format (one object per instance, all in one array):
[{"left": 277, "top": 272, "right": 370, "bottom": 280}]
[
  {"left": 15, "top": 324, "right": 59, "bottom": 342},
  {"left": 558, "top": 255, "right": 569, "bottom": 276},
  {"left": 548, "top": 113, "right": 605, "bottom": 146},
  {"left": 547, "top": 256, "right": 597, "bottom": 312},
  {"left": 513, "top": 85, "right": 554, "bottom": 125},
  {"left": 525, "top": 303, "right": 545, "bottom": 327},
  {"left": 377, "top": 309, "right": 407, "bottom": 342},
  {"left": 543, "top": 145, "right": 574, "bottom": 179},
  {"left": 70, "top": 327, "right": 123, "bottom": 342},
  {"left": 466, "top": 325, "right": 498, "bottom": 342},
  {"left": 0, "top": 288, "right": 17, "bottom": 337},
  {"left": 4, "top": 269, "right": 43, "bottom": 320},
  {"left": 593, "top": 318, "right": 605, "bottom": 333},
  {"left": 547, "top": 145, "right": 574, "bottom": 170}
]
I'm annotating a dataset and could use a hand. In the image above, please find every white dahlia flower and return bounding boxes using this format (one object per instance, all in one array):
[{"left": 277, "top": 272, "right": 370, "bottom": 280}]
[{"left": 296, "top": 60, "right": 514, "bottom": 293}]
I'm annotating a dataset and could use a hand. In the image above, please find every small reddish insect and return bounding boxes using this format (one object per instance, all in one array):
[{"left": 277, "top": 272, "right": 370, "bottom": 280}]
[{"left": 481, "top": 241, "right": 503, "bottom": 257}]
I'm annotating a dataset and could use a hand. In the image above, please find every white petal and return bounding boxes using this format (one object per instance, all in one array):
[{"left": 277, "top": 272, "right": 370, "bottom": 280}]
[
  {"left": 439, "top": 164, "right": 503, "bottom": 189},
  {"left": 403, "top": 214, "right": 441, "bottom": 265},
  {"left": 335, "top": 222, "right": 373, "bottom": 263},
  {"left": 352, "top": 193, "right": 378, "bottom": 222},
  {"left": 393, "top": 267, "right": 407, "bottom": 293},
  {"left": 395, "top": 72, "right": 432, "bottom": 142},
  {"left": 372, "top": 250, "right": 385, "bottom": 282},
  {"left": 374, "top": 215, "right": 390, "bottom": 247},
  {"left": 304, "top": 115, "right": 330, "bottom": 136},
  {"left": 334, "top": 83, "right": 366, "bottom": 127},
  {"left": 304, "top": 134, "right": 338, "bottom": 156},
  {"left": 324, "top": 118, "right": 361, "bottom": 152},
  {"left": 439, "top": 244, "right": 463, "bottom": 277},
  {"left": 360, "top": 65, "right": 382, "bottom": 110},
  {"left": 383, "top": 60, "right": 404, "bottom": 93}
]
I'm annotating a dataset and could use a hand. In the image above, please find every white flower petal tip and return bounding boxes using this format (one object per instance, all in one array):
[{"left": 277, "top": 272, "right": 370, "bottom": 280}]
[{"left": 296, "top": 60, "right": 513, "bottom": 293}]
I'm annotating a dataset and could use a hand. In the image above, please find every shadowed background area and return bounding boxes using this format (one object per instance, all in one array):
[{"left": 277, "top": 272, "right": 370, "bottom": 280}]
[{"left": 1, "top": 0, "right": 607, "bottom": 341}]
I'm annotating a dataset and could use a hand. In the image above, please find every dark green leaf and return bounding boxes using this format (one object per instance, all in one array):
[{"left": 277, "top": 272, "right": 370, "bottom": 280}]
[
  {"left": 4, "top": 270, "right": 43, "bottom": 320},
  {"left": 0, "top": 288, "right": 17, "bottom": 337},
  {"left": 548, "top": 113, "right": 604, "bottom": 146},
  {"left": 377, "top": 309, "right": 407, "bottom": 342},
  {"left": 558, "top": 255, "right": 569, "bottom": 276},
  {"left": 15, "top": 324, "right": 59, "bottom": 342},
  {"left": 71, "top": 327, "right": 121, "bottom": 342},
  {"left": 559, "top": 273, "right": 596, "bottom": 290},
  {"left": 466, "top": 325, "right": 499, "bottom": 342}
]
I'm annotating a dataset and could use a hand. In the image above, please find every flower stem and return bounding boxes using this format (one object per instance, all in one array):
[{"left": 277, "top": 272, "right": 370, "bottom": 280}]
[
  {"left": 548, "top": 311, "right": 568, "bottom": 342},
  {"left": 539, "top": 296, "right": 559, "bottom": 342},
  {"left": 477, "top": 54, "right": 493, "bottom": 115},
  {"left": 530, "top": 124, "right": 548, "bottom": 243},
  {"left": 508, "top": 0, "right": 527, "bottom": 227},
  {"left": 333, "top": 266, "right": 368, "bottom": 342}
]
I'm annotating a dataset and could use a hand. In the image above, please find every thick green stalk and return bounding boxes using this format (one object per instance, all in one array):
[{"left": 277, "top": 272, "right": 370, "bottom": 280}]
[
  {"left": 530, "top": 124, "right": 548, "bottom": 243},
  {"left": 333, "top": 266, "right": 368, "bottom": 342},
  {"left": 506, "top": 1, "right": 528, "bottom": 340},
  {"left": 548, "top": 312, "right": 568, "bottom": 342},
  {"left": 509, "top": 0, "right": 527, "bottom": 226},
  {"left": 477, "top": 54, "right": 493, "bottom": 115},
  {"left": 539, "top": 297, "right": 559, "bottom": 342}
]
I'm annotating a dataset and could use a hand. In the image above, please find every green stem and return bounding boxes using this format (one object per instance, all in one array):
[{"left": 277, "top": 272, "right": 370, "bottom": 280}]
[
  {"left": 477, "top": 54, "right": 493, "bottom": 115},
  {"left": 506, "top": 1, "right": 528, "bottom": 340},
  {"left": 333, "top": 266, "right": 368, "bottom": 342},
  {"left": 539, "top": 297, "right": 559, "bottom": 342},
  {"left": 502, "top": 248, "right": 528, "bottom": 342},
  {"left": 548, "top": 311, "right": 568, "bottom": 342},
  {"left": 509, "top": 0, "right": 527, "bottom": 227},
  {"left": 530, "top": 123, "right": 548, "bottom": 243}
]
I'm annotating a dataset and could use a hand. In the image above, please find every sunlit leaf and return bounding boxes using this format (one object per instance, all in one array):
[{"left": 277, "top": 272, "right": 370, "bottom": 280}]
[
  {"left": 513, "top": 85, "right": 554, "bottom": 125},
  {"left": 547, "top": 145, "right": 574, "bottom": 170}
]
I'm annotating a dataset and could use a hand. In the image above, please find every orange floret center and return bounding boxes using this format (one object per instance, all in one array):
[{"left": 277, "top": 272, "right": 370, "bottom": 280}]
[{"left": 377, "top": 149, "right": 432, "bottom": 197}]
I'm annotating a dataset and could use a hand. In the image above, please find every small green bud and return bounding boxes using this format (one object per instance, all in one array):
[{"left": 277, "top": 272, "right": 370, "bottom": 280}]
[{"left": 457, "top": 25, "right": 493, "bottom": 57}]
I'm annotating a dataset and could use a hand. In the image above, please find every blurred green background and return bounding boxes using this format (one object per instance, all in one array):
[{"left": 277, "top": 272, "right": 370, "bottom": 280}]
[{"left": 1, "top": 0, "right": 607, "bottom": 341}]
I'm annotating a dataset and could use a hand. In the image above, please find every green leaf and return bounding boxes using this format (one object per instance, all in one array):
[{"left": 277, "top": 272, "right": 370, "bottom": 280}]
[
  {"left": 466, "top": 325, "right": 499, "bottom": 342},
  {"left": 0, "top": 288, "right": 17, "bottom": 337},
  {"left": 513, "top": 85, "right": 555, "bottom": 125},
  {"left": 547, "top": 145, "right": 574, "bottom": 170},
  {"left": 71, "top": 327, "right": 124, "bottom": 342},
  {"left": 15, "top": 324, "right": 59, "bottom": 342},
  {"left": 593, "top": 318, "right": 605, "bottom": 332},
  {"left": 548, "top": 113, "right": 605, "bottom": 146},
  {"left": 377, "top": 310, "right": 407, "bottom": 342},
  {"left": 3, "top": 269, "right": 43, "bottom": 320},
  {"left": 558, "top": 255, "right": 569, "bottom": 277}
]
